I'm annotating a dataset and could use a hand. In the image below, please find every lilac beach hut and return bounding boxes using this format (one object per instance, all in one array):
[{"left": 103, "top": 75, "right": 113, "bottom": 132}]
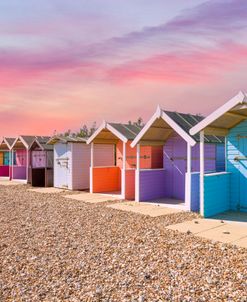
[{"left": 131, "top": 106, "right": 225, "bottom": 211}]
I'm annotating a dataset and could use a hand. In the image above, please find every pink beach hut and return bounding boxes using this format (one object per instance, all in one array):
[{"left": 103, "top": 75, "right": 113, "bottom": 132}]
[
  {"left": 11, "top": 136, "right": 37, "bottom": 183},
  {"left": 0, "top": 137, "right": 15, "bottom": 180}
]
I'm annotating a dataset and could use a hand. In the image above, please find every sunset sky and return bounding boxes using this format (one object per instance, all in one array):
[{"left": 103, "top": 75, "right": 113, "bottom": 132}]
[{"left": 0, "top": 0, "right": 247, "bottom": 136}]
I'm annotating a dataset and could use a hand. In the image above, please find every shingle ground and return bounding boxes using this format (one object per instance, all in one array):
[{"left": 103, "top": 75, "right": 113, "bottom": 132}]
[{"left": 0, "top": 185, "right": 246, "bottom": 301}]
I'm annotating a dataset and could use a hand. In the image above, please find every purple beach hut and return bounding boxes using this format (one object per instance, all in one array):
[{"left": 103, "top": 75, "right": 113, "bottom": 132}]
[{"left": 131, "top": 106, "right": 225, "bottom": 211}]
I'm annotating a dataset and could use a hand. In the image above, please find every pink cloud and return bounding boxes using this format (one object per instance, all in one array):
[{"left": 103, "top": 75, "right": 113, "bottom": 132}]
[{"left": 107, "top": 43, "right": 247, "bottom": 83}]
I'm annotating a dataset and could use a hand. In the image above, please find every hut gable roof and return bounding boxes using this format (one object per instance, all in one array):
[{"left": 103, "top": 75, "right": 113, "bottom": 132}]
[
  {"left": 190, "top": 91, "right": 247, "bottom": 136},
  {"left": 4, "top": 137, "right": 16, "bottom": 148},
  {"left": 108, "top": 123, "right": 142, "bottom": 140},
  {"left": 47, "top": 135, "right": 87, "bottom": 145},
  {"left": 164, "top": 111, "right": 224, "bottom": 144},
  {"left": 0, "top": 137, "right": 16, "bottom": 150},
  {"left": 131, "top": 106, "right": 224, "bottom": 148},
  {"left": 12, "top": 135, "right": 52, "bottom": 149},
  {"left": 87, "top": 121, "right": 143, "bottom": 144}
]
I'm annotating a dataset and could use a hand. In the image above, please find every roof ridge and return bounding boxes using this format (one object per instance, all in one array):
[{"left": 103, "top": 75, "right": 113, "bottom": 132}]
[{"left": 164, "top": 109, "right": 205, "bottom": 119}]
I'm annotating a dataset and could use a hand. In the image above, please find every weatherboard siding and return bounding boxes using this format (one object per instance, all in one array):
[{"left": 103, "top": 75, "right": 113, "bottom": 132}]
[
  {"left": 94, "top": 144, "right": 115, "bottom": 167},
  {"left": 125, "top": 169, "right": 135, "bottom": 200},
  {"left": 139, "top": 169, "right": 167, "bottom": 201},
  {"left": 116, "top": 142, "right": 163, "bottom": 169},
  {"left": 71, "top": 143, "right": 90, "bottom": 190},
  {"left": 204, "top": 173, "right": 231, "bottom": 217},
  {"left": 162, "top": 133, "right": 217, "bottom": 201},
  {"left": 202, "top": 119, "right": 247, "bottom": 216},
  {"left": 93, "top": 166, "right": 121, "bottom": 193},
  {"left": 137, "top": 131, "right": 223, "bottom": 204},
  {"left": 13, "top": 166, "right": 27, "bottom": 180},
  {"left": 190, "top": 173, "right": 200, "bottom": 212},
  {"left": 216, "top": 144, "right": 225, "bottom": 172},
  {"left": 227, "top": 119, "right": 247, "bottom": 211}
]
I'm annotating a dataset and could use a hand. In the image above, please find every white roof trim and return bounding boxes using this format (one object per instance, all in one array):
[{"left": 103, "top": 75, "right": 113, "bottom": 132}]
[
  {"left": 0, "top": 137, "right": 13, "bottom": 150},
  {"left": 161, "top": 111, "right": 196, "bottom": 146},
  {"left": 30, "top": 139, "right": 44, "bottom": 150},
  {"left": 190, "top": 91, "right": 247, "bottom": 136},
  {"left": 11, "top": 136, "right": 29, "bottom": 150},
  {"left": 131, "top": 106, "right": 162, "bottom": 147},
  {"left": 87, "top": 121, "right": 128, "bottom": 144},
  {"left": 86, "top": 122, "right": 107, "bottom": 144},
  {"left": 131, "top": 105, "right": 196, "bottom": 147}
]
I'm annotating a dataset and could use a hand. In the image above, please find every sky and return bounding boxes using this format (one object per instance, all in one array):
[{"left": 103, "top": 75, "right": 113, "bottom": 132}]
[{"left": 0, "top": 0, "right": 247, "bottom": 136}]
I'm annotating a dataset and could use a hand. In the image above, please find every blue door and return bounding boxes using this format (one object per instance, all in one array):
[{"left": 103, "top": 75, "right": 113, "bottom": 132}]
[{"left": 239, "top": 137, "right": 247, "bottom": 210}]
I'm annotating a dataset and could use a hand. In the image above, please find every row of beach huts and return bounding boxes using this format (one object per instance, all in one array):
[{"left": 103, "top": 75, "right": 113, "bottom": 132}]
[{"left": 0, "top": 92, "right": 247, "bottom": 218}]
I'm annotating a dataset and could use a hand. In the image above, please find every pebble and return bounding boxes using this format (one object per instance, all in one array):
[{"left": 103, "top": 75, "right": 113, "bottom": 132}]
[{"left": 0, "top": 184, "right": 246, "bottom": 301}]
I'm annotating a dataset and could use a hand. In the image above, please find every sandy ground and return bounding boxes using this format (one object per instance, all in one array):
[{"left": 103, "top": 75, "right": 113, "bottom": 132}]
[{"left": 0, "top": 184, "right": 246, "bottom": 301}]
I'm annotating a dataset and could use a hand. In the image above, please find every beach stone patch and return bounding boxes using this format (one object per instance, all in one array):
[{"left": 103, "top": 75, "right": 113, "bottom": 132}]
[{"left": 0, "top": 185, "right": 246, "bottom": 301}]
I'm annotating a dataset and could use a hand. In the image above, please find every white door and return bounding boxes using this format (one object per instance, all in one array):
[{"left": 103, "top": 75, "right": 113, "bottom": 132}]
[{"left": 54, "top": 143, "right": 69, "bottom": 188}]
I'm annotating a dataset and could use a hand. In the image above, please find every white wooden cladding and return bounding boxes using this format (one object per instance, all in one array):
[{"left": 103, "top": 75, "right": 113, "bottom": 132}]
[{"left": 54, "top": 143, "right": 114, "bottom": 190}]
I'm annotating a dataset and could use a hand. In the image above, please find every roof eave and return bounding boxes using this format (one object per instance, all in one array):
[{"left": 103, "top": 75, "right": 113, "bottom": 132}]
[
  {"left": 131, "top": 105, "right": 196, "bottom": 148},
  {"left": 190, "top": 91, "right": 247, "bottom": 136},
  {"left": 87, "top": 121, "right": 128, "bottom": 144},
  {"left": 11, "top": 136, "right": 29, "bottom": 150},
  {"left": 131, "top": 106, "right": 162, "bottom": 148}
]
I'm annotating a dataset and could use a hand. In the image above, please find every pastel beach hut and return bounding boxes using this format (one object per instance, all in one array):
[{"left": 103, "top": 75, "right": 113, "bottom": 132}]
[
  {"left": 0, "top": 137, "right": 15, "bottom": 179},
  {"left": 87, "top": 121, "right": 163, "bottom": 200},
  {"left": 190, "top": 91, "right": 247, "bottom": 217},
  {"left": 47, "top": 136, "right": 114, "bottom": 190},
  {"left": 11, "top": 135, "right": 37, "bottom": 183},
  {"left": 130, "top": 107, "right": 225, "bottom": 210},
  {"left": 29, "top": 137, "right": 54, "bottom": 187}
]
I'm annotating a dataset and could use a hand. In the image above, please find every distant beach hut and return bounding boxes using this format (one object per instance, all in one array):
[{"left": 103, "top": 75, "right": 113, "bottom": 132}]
[
  {"left": 29, "top": 137, "right": 54, "bottom": 187},
  {"left": 87, "top": 122, "right": 163, "bottom": 200},
  {"left": 131, "top": 107, "right": 225, "bottom": 211},
  {"left": 0, "top": 137, "right": 15, "bottom": 179},
  {"left": 11, "top": 136, "right": 36, "bottom": 183},
  {"left": 47, "top": 136, "right": 114, "bottom": 190},
  {"left": 190, "top": 91, "right": 247, "bottom": 217}
]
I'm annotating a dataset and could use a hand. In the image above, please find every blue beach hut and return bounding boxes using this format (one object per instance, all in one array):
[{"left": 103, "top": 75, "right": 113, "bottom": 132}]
[{"left": 190, "top": 91, "right": 247, "bottom": 217}]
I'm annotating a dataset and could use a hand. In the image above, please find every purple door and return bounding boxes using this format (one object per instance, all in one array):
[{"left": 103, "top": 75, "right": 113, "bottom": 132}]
[{"left": 163, "top": 135, "right": 186, "bottom": 201}]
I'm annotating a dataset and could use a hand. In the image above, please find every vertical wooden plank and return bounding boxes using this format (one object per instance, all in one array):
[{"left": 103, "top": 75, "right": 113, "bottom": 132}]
[
  {"left": 90, "top": 143, "right": 94, "bottom": 193},
  {"left": 121, "top": 142, "right": 126, "bottom": 199},
  {"left": 200, "top": 131, "right": 205, "bottom": 216},
  {"left": 185, "top": 143, "right": 192, "bottom": 210},
  {"left": 135, "top": 144, "right": 140, "bottom": 202},
  {"left": 26, "top": 148, "right": 29, "bottom": 183}
]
